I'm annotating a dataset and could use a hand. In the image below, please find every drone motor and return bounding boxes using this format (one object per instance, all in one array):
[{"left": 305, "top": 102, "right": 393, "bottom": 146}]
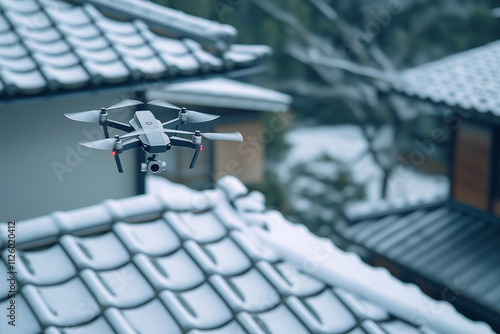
[{"left": 98, "top": 108, "right": 108, "bottom": 124}]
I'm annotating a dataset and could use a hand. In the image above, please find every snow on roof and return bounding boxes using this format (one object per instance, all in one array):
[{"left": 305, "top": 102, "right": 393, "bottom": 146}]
[
  {"left": 0, "top": 175, "right": 492, "bottom": 333},
  {"left": 279, "top": 125, "right": 449, "bottom": 221},
  {"left": 342, "top": 201, "right": 500, "bottom": 331},
  {"left": 0, "top": 0, "right": 270, "bottom": 97},
  {"left": 393, "top": 40, "right": 500, "bottom": 115},
  {"left": 283, "top": 125, "right": 369, "bottom": 164},
  {"left": 278, "top": 125, "right": 381, "bottom": 193},
  {"left": 69, "top": 0, "right": 237, "bottom": 54},
  {"left": 148, "top": 77, "right": 292, "bottom": 112}
]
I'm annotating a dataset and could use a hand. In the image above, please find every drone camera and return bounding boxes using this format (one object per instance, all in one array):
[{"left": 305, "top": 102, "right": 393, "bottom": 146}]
[{"left": 141, "top": 160, "right": 166, "bottom": 174}]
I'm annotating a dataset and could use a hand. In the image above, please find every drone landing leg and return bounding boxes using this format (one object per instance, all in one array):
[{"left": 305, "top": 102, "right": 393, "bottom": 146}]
[
  {"left": 113, "top": 151, "right": 123, "bottom": 173},
  {"left": 189, "top": 147, "right": 200, "bottom": 169},
  {"left": 103, "top": 124, "right": 110, "bottom": 139}
]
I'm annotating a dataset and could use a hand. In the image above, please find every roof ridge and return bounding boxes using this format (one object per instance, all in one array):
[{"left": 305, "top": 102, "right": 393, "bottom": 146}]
[
  {"left": 66, "top": 0, "right": 237, "bottom": 56},
  {"left": 403, "top": 39, "right": 500, "bottom": 74},
  {"left": 2, "top": 177, "right": 219, "bottom": 248},
  {"left": 393, "top": 39, "right": 500, "bottom": 115}
]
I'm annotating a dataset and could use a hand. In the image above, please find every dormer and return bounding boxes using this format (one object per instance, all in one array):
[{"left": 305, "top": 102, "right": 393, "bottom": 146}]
[{"left": 393, "top": 40, "right": 500, "bottom": 214}]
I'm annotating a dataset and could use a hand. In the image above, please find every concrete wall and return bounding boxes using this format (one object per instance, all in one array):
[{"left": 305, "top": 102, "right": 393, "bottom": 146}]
[{"left": 0, "top": 92, "right": 139, "bottom": 221}]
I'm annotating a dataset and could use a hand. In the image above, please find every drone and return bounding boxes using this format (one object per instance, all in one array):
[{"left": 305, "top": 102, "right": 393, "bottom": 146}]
[{"left": 65, "top": 99, "right": 243, "bottom": 174}]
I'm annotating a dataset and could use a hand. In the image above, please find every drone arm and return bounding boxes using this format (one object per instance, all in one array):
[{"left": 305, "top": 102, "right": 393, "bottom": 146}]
[
  {"left": 162, "top": 118, "right": 181, "bottom": 127},
  {"left": 105, "top": 120, "right": 134, "bottom": 132},
  {"left": 170, "top": 136, "right": 197, "bottom": 149}
]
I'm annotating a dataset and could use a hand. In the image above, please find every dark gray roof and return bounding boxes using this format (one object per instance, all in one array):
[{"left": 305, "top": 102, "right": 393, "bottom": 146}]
[
  {"left": 0, "top": 176, "right": 492, "bottom": 333},
  {"left": 393, "top": 40, "right": 500, "bottom": 115},
  {"left": 341, "top": 202, "right": 500, "bottom": 329},
  {"left": 0, "top": 0, "right": 270, "bottom": 97}
]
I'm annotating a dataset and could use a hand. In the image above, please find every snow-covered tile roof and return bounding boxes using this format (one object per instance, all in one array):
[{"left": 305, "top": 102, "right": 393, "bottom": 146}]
[
  {"left": 341, "top": 201, "right": 500, "bottom": 331},
  {"left": 148, "top": 77, "right": 292, "bottom": 113},
  {"left": 0, "top": 0, "right": 270, "bottom": 97},
  {"left": 0, "top": 175, "right": 493, "bottom": 333},
  {"left": 393, "top": 40, "right": 500, "bottom": 115}
]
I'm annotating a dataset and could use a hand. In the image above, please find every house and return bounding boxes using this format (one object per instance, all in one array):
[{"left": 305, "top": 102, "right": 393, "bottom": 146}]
[
  {"left": 0, "top": 0, "right": 287, "bottom": 222},
  {"left": 0, "top": 175, "right": 493, "bottom": 333},
  {"left": 340, "top": 40, "right": 500, "bottom": 332}
]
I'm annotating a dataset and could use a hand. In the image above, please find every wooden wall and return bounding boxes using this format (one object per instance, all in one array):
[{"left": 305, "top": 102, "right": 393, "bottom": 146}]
[
  {"left": 214, "top": 119, "right": 264, "bottom": 185},
  {"left": 452, "top": 121, "right": 492, "bottom": 210}
]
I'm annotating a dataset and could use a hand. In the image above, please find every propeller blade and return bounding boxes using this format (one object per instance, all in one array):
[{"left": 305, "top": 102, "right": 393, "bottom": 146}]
[
  {"left": 162, "top": 118, "right": 180, "bottom": 127},
  {"left": 147, "top": 99, "right": 180, "bottom": 111},
  {"left": 107, "top": 99, "right": 143, "bottom": 110},
  {"left": 64, "top": 110, "right": 101, "bottom": 123},
  {"left": 80, "top": 138, "right": 117, "bottom": 150},
  {"left": 162, "top": 129, "right": 195, "bottom": 135},
  {"left": 148, "top": 100, "right": 219, "bottom": 123},
  {"left": 202, "top": 132, "right": 243, "bottom": 142},
  {"left": 186, "top": 110, "right": 220, "bottom": 123},
  {"left": 65, "top": 99, "right": 142, "bottom": 123}
]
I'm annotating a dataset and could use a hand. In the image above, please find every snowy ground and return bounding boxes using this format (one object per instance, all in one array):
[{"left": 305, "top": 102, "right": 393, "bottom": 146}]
[{"left": 277, "top": 124, "right": 449, "bottom": 220}]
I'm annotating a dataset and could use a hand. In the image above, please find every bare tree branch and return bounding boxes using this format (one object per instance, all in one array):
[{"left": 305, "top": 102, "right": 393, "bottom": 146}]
[
  {"left": 306, "top": 0, "right": 396, "bottom": 72},
  {"left": 288, "top": 44, "right": 396, "bottom": 83},
  {"left": 308, "top": 0, "right": 338, "bottom": 21},
  {"left": 368, "top": 44, "right": 396, "bottom": 72},
  {"left": 251, "top": 0, "right": 410, "bottom": 199},
  {"left": 251, "top": 0, "right": 312, "bottom": 43}
]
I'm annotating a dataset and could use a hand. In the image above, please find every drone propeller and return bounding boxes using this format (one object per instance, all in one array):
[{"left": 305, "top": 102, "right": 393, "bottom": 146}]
[
  {"left": 80, "top": 138, "right": 118, "bottom": 150},
  {"left": 81, "top": 136, "right": 125, "bottom": 172},
  {"left": 148, "top": 99, "right": 220, "bottom": 124},
  {"left": 64, "top": 99, "right": 143, "bottom": 123},
  {"left": 147, "top": 99, "right": 179, "bottom": 111},
  {"left": 161, "top": 128, "right": 243, "bottom": 142},
  {"left": 199, "top": 132, "right": 243, "bottom": 141}
]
